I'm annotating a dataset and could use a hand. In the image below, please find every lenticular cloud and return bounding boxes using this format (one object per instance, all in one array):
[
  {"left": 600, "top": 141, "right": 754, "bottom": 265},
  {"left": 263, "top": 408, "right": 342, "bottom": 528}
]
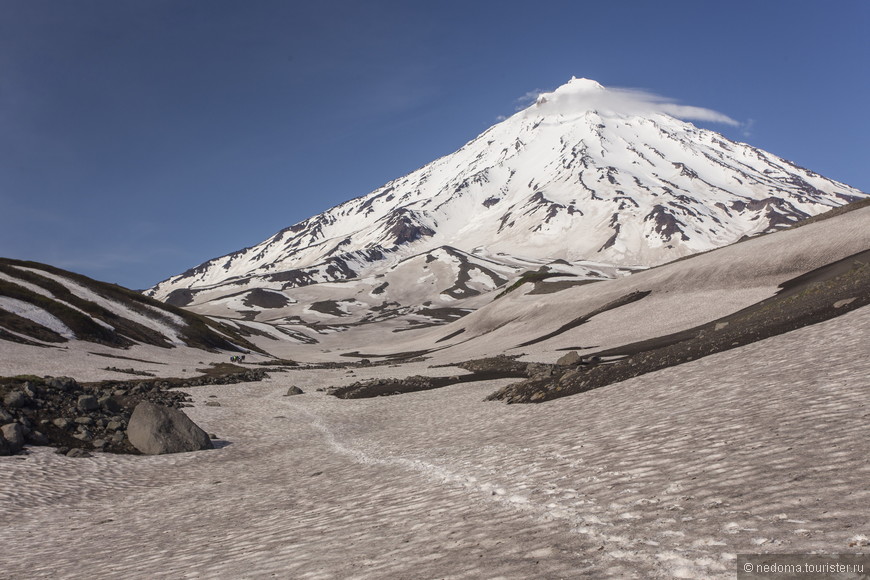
[{"left": 526, "top": 77, "right": 740, "bottom": 126}]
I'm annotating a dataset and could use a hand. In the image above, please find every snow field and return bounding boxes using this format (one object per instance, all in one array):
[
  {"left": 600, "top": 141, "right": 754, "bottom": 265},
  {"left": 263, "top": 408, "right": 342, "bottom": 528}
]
[{"left": 1, "top": 306, "right": 868, "bottom": 578}]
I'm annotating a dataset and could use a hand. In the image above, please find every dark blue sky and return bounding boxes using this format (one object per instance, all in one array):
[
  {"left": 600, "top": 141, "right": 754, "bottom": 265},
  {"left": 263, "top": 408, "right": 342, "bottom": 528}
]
[{"left": 2, "top": 0, "right": 868, "bottom": 289}]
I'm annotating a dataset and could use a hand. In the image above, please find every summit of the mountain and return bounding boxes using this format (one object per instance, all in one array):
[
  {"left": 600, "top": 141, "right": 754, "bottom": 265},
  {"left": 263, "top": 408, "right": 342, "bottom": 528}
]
[
  {"left": 146, "top": 79, "right": 867, "bottom": 330},
  {"left": 535, "top": 77, "right": 605, "bottom": 104}
]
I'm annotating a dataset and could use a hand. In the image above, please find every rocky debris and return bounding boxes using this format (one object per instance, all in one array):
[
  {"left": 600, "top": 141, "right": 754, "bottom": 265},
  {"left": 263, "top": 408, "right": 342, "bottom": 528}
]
[
  {"left": 454, "top": 355, "right": 531, "bottom": 376},
  {"left": 328, "top": 362, "right": 530, "bottom": 400},
  {"left": 0, "top": 376, "right": 195, "bottom": 455},
  {"left": 284, "top": 386, "right": 304, "bottom": 396},
  {"left": 103, "top": 366, "right": 156, "bottom": 377},
  {"left": 488, "top": 249, "right": 870, "bottom": 404},
  {"left": 0, "top": 365, "right": 267, "bottom": 456},
  {"left": 126, "top": 401, "right": 214, "bottom": 455},
  {"left": 328, "top": 375, "right": 445, "bottom": 398},
  {"left": 181, "top": 368, "right": 268, "bottom": 386}
]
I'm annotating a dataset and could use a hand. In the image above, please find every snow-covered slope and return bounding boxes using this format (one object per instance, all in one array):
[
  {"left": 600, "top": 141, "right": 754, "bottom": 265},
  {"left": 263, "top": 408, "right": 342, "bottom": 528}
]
[{"left": 148, "top": 78, "right": 866, "bottom": 321}]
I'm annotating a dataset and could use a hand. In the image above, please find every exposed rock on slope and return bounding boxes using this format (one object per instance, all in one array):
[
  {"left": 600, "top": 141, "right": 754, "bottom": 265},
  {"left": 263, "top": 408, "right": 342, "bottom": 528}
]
[
  {"left": 322, "top": 202, "right": 870, "bottom": 401},
  {"left": 0, "top": 258, "right": 262, "bottom": 353}
]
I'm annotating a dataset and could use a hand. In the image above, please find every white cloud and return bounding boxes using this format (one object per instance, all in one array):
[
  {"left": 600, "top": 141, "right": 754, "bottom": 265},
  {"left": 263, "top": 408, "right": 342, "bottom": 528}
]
[
  {"left": 519, "top": 80, "right": 740, "bottom": 126},
  {"left": 515, "top": 89, "right": 546, "bottom": 109}
]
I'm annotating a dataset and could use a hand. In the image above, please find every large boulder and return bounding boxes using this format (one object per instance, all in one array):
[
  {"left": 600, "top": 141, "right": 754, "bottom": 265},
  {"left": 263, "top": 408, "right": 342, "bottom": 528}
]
[
  {"left": 3, "top": 390, "right": 29, "bottom": 409},
  {"left": 127, "top": 401, "right": 214, "bottom": 455},
  {"left": 1, "top": 423, "right": 25, "bottom": 455}
]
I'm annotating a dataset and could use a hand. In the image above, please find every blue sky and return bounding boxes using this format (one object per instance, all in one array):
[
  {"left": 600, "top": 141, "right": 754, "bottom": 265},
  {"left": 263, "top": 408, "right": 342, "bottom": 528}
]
[{"left": 1, "top": 0, "right": 868, "bottom": 289}]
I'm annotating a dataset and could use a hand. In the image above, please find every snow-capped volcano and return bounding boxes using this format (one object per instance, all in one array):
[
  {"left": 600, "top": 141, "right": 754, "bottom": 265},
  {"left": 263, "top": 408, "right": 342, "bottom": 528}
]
[{"left": 148, "top": 78, "right": 865, "bottom": 323}]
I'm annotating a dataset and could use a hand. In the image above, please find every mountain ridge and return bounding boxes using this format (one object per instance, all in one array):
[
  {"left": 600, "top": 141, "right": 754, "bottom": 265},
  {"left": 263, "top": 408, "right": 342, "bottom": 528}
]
[{"left": 146, "top": 78, "right": 866, "bottom": 325}]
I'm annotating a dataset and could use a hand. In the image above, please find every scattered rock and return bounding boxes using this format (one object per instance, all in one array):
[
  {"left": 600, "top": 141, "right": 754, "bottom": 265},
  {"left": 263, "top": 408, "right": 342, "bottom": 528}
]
[
  {"left": 26, "top": 430, "right": 50, "bottom": 446},
  {"left": 284, "top": 386, "right": 304, "bottom": 396},
  {"left": 74, "top": 428, "right": 94, "bottom": 441},
  {"left": 99, "top": 396, "right": 122, "bottom": 413},
  {"left": 126, "top": 401, "right": 214, "bottom": 455},
  {"left": 52, "top": 418, "right": 71, "bottom": 430},
  {"left": 205, "top": 401, "right": 222, "bottom": 407},
  {"left": 77, "top": 395, "right": 99, "bottom": 412},
  {"left": 66, "top": 448, "right": 92, "bottom": 458},
  {"left": 46, "top": 377, "right": 77, "bottom": 392},
  {"left": 22, "top": 382, "right": 39, "bottom": 398}
]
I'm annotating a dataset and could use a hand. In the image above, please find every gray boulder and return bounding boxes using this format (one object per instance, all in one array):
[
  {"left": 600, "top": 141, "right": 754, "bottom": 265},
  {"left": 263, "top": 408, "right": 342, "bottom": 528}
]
[
  {"left": 47, "top": 376, "right": 78, "bottom": 392},
  {"left": 66, "top": 448, "right": 92, "bottom": 458},
  {"left": 99, "top": 396, "right": 122, "bottom": 413},
  {"left": 1, "top": 423, "right": 25, "bottom": 454},
  {"left": 77, "top": 395, "right": 99, "bottom": 412},
  {"left": 556, "top": 351, "right": 582, "bottom": 366},
  {"left": 0, "top": 408, "right": 13, "bottom": 425},
  {"left": 3, "top": 390, "right": 28, "bottom": 409},
  {"left": 284, "top": 386, "right": 304, "bottom": 396},
  {"left": 52, "top": 418, "right": 71, "bottom": 430},
  {"left": 127, "top": 401, "right": 214, "bottom": 455}
]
